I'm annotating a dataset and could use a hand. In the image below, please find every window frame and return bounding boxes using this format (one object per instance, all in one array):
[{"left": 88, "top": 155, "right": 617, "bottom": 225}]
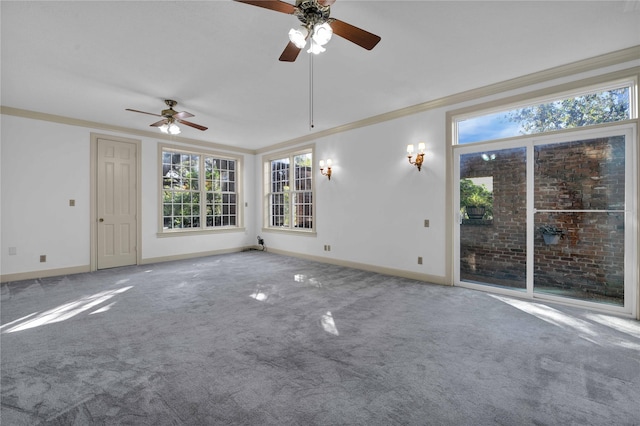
[
  {"left": 450, "top": 72, "right": 638, "bottom": 146},
  {"left": 262, "top": 145, "right": 316, "bottom": 235},
  {"left": 448, "top": 68, "right": 639, "bottom": 317},
  {"left": 158, "top": 143, "right": 243, "bottom": 236}
]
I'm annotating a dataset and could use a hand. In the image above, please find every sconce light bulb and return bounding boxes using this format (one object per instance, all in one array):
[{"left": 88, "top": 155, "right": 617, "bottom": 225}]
[
  {"left": 407, "top": 144, "right": 414, "bottom": 154},
  {"left": 319, "top": 160, "right": 325, "bottom": 168},
  {"left": 326, "top": 159, "right": 332, "bottom": 167},
  {"left": 418, "top": 142, "right": 425, "bottom": 153}
]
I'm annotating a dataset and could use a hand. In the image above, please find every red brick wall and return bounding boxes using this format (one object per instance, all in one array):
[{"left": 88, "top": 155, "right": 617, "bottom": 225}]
[{"left": 460, "top": 137, "right": 625, "bottom": 300}]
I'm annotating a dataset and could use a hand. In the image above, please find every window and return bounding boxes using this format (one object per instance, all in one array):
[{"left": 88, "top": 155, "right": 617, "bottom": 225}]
[
  {"left": 451, "top": 72, "right": 638, "bottom": 315},
  {"left": 161, "top": 146, "right": 240, "bottom": 232},
  {"left": 265, "top": 148, "right": 314, "bottom": 231},
  {"left": 456, "top": 82, "right": 632, "bottom": 144}
]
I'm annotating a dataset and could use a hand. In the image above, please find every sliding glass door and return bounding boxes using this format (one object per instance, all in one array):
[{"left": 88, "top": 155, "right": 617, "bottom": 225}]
[
  {"left": 457, "top": 146, "right": 527, "bottom": 291},
  {"left": 532, "top": 133, "right": 629, "bottom": 307},
  {"left": 454, "top": 125, "right": 636, "bottom": 315}
]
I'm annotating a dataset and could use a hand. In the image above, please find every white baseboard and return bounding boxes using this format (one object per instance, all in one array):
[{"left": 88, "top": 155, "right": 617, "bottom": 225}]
[
  {"left": 265, "top": 247, "right": 450, "bottom": 286},
  {"left": 1, "top": 265, "right": 91, "bottom": 283}
]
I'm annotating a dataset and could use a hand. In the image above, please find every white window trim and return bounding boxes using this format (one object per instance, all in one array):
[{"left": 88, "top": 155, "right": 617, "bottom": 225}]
[
  {"left": 157, "top": 143, "right": 244, "bottom": 236},
  {"left": 262, "top": 144, "right": 316, "bottom": 235},
  {"left": 449, "top": 69, "right": 639, "bottom": 146},
  {"left": 447, "top": 68, "right": 639, "bottom": 318},
  {"left": 452, "top": 124, "right": 637, "bottom": 317}
]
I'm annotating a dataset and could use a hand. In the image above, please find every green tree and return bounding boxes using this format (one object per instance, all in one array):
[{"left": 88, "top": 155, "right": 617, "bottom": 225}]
[{"left": 507, "top": 88, "right": 629, "bottom": 134}]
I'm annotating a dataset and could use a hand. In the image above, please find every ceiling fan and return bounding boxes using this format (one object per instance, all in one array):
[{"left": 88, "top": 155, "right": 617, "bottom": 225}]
[
  {"left": 234, "top": 0, "right": 381, "bottom": 62},
  {"left": 126, "top": 99, "right": 208, "bottom": 134}
]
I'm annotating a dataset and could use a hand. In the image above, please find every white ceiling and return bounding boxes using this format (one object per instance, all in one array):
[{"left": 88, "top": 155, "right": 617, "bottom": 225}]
[{"left": 2, "top": 1, "right": 639, "bottom": 151}]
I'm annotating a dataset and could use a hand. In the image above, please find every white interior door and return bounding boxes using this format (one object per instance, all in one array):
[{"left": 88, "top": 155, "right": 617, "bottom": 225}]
[{"left": 97, "top": 138, "right": 138, "bottom": 269}]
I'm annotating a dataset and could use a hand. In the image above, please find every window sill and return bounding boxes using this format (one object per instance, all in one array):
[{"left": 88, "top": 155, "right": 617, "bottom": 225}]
[
  {"left": 157, "top": 227, "right": 246, "bottom": 237},
  {"left": 262, "top": 227, "right": 317, "bottom": 237}
]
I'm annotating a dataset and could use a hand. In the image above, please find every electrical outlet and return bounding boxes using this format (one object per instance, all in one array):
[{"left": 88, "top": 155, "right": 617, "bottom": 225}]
[
  {"left": 8, "top": 247, "right": 17, "bottom": 255},
  {"left": 69, "top": 199, "right": 75, "bottom": 207},
  {"left": 424, "top": 219, "right": 429, "bottom": 227},
  {"left": 40, "top": 255, "right": 46, "bottom": 263},
  {"left": 328, "top": 245, "right": 331, "bottom": 251},
  {"left": 418, "top": 256, "right": 423, "bottom": 265}
]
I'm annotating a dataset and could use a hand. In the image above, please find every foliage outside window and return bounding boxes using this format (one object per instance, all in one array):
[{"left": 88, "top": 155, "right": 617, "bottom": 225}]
[
  {"left": 457, "top": 84, "right": 632, "bottom": 144},
  {"left": 162, "top": 148, "right": 239, "bottom": 231},
  {"left": 266, "top": 150, "right": 313, "bottom": 231},
  {"left": 460, "top": 178, "right": 493, "bottom": 219}
]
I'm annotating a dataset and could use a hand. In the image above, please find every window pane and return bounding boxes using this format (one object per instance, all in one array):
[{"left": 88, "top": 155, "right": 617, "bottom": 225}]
[
  {"left": 271, "top": 158, "right": 289, "bottom": 193},
  {"left": 533, "top": 135, "right": 626, "bottom": 306},
  {"left": 270, "top": 193, "right": 288, "bottom": 227},
  {"left": 458, "top": 86, "right": 631, "bottom": 144},
  {"left": 203, "top": 156, "right": 237, "bottom": 228},
  {"left": 294, "top": 153, "right": 312, "bottom": 191},
  {"left": 534, "top": 212, "right": 624, "bottom": 306},
  {"left": 534, "top": 136, "right": 625, "bottom": 211},
  {"left": 460, "top": 148, "right": 527, "bottom": 290},
  {"left": 293, "top": 192, "right": 313, "bottom": 229}
]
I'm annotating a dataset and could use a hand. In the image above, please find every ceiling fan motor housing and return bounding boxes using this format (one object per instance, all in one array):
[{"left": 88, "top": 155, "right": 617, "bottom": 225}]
[
  {"left": 162, "top": 99, "right": 178, "bottom": 117},
  {"left": 295, "top": 0, "right": 331, "bottom": 26}
]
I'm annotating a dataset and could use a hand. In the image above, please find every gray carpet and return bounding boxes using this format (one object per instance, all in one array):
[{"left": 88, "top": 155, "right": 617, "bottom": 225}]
[{"left": 1, "top": 251, "right": 639, "bottom": 425}]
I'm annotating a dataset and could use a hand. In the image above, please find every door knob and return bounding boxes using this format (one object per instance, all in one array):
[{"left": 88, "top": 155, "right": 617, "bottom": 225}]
[{"left": 99, "top": 218, "right": 104, "bottom": 222}]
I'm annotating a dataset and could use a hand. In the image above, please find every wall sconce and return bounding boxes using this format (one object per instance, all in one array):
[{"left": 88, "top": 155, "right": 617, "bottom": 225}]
[
  {"left": 407, "top": 143, "right": 425, "bottom": 171},
  {"left": 319, "top": 159, "right": 332, "bottom": 180}
]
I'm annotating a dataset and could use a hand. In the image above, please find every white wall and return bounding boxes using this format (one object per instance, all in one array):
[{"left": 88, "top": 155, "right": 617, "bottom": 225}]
[
  {"left": 255, "top": 59, "right": 640, "bottom": 285},
  {"left": 1, "top": 116, "right": 92, "bottom": 275},
  {"left": 2, "top": 55, "right": 638, "bottom": 286},
  {"left": 0, "top": 115, "right": 256, "bottom": 278},
  {"left": 255, "top": 109, "right": 448, "bottom": 281}
]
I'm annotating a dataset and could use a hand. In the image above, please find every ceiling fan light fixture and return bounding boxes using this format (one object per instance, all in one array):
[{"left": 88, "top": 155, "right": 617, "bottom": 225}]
[
  {"left": 312, "top": 22, "right": 332, "bottom": 46},
  {"left": 158, "top": 121, "right": 180, "bottom": 135},
  {"left": 307, "top": 39, "right": 325, "bottom": 55},
  {"left": 288, "top": 27, "right": 308, "bottom": 49},
  {"left": 168, "top": 123, "right": 181, "bottom": 135}
]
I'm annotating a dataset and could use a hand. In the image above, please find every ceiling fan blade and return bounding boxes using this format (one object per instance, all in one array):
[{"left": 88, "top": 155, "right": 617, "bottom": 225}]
[
  {"left": 233, "top": 0, "right": 296, "bottom": 14},
  {"left": 176, "top": 119, "right": 208, "bottom": 131},
  {"left": 126, "top": 108, "right": 162, "bottom": 117},
  {"left": 279, "top": 41, "right": 302, "bottom": 62},
  {"left": 330, "top": 19, "right": 381, "bottom": 50},
  {"left": 150, "top": 119, "right": 168, "bottom": 127},
  {"left": 173, "top": 111, "right": 195, "bottom": 120}
]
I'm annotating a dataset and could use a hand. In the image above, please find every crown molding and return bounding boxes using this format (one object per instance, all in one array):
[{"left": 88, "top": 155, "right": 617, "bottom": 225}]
[
  {"left": 3, "top": 46, "right": 638, "bottom": 156},
  {"left": 257, "top": 45, "right": 640, "bottom": 154},
  {"left": 0, "top": 106, "right": 256, "bottom": 155}
]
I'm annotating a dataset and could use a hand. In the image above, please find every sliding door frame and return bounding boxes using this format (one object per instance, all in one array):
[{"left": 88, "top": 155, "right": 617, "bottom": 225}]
[{"left": 453, "top": 124, "right": 637, "bottom": 317}]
